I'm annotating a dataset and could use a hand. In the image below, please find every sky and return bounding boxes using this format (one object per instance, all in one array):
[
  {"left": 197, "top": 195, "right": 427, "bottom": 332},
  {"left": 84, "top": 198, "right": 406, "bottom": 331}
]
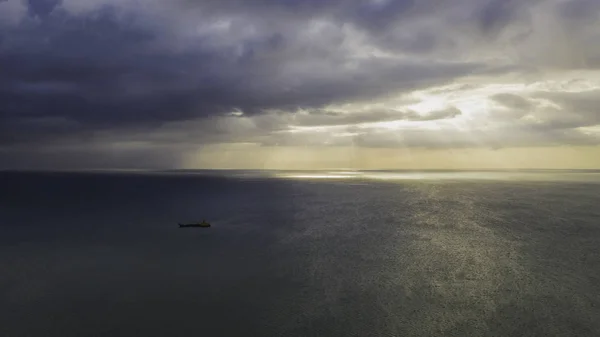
[{"left": 1, "top": 0, "right": 600, "bottom": 170}]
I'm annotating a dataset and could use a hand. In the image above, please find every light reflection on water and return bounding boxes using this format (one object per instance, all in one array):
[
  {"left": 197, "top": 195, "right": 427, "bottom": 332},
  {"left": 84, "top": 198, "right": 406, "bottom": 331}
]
[
  {"left": 273, "top": 170, "right": 600, "bottom": 182},
  {"left": 276, "top": 174, "right": 355, "bottom": 179}
]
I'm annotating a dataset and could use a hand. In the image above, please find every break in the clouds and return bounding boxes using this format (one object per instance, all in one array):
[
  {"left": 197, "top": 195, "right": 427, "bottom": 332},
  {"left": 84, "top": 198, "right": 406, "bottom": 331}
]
[{"left": 1, "top": 0, "right": 600, "bottom": 168}]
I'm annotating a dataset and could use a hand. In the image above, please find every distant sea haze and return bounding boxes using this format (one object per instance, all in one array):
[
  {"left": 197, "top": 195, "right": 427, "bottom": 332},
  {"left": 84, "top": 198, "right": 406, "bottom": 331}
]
[{"left": 1, "top": 170, "right": 600, "bottom": 336}]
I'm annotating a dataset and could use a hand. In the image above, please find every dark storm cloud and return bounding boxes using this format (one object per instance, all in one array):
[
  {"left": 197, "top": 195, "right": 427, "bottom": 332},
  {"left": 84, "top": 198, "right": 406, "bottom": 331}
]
[
  {"left": 0, "top": 0, "right": 516, "bottom": 135},
  {"left": 1, "top": 0, "right": 600, "bottom": 168},
  {"left": 26, "top": 0, "right": 61, "bottom": 17},
  {"left": 477, "top": 0, "right": 526, "bottom": 35},
  {"left": 1, "top": 0, "right": 491, "bottom": 150},
  {"left": 74, "top": 105, "right": 462, "bottom": 149}
]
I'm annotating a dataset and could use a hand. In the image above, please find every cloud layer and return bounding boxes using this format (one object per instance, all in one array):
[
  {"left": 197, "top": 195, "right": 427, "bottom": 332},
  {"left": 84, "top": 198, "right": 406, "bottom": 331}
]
[{"left": 1, "top": 0, "right": 600, "bottom": 168}]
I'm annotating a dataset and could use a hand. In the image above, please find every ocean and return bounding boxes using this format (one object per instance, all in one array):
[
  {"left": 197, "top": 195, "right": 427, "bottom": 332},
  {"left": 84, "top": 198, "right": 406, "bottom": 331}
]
[{"left": 1, "top": 170, "right": 600, "bottom": 336}]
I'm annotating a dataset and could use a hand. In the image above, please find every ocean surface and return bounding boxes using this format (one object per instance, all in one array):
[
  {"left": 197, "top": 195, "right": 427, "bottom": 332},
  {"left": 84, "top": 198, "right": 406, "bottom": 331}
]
[{"left": 1, "top": 170, "right": 600, "bottom": 336}]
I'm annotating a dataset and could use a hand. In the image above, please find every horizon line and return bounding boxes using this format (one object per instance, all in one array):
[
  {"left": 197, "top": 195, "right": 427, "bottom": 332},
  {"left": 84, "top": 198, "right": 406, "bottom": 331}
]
[{"left": 2, "top": 168, "right": 600, "bottom": 173}]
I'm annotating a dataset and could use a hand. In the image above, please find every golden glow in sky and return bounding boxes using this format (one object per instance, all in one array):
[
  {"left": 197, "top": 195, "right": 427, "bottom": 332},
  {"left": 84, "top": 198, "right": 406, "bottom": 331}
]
[{"left": 183, "top": 69, "right": 600, "bottom": 170}]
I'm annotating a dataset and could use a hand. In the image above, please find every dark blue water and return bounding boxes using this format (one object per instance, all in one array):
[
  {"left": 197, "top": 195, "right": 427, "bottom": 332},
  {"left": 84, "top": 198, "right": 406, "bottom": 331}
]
[{"left": 1, "top": 170, "right": 600, "bottom": 336}]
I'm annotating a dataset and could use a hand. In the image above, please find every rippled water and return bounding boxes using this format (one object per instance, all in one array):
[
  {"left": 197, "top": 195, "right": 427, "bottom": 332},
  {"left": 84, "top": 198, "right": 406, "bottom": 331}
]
[{"left": 1, "top": 171, "right": 600, "bottom": 336}]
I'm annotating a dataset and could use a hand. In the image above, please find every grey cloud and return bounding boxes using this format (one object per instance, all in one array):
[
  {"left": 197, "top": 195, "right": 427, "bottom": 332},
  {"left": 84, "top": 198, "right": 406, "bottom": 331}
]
[
  {"left": 478, "top": 0, "right": 522, "bottom": 35},
  {"left": 492, "top": 93, "right": 533, "bottom": 111},
  {"left": 1, "top": 1, "right": 484, "bottom": 151},
  {"left": 556, "top": 0, "right": 600, "bottom": 22},
  {"left": 27, "top": 0, "right": 61, "bottom": 17},
  {"left": 1, "top": 0, "right": 600, "bottom": 168},
  {"left": 0, "top": 0, "right": 27, "bottom": 26},
  {"left": 290, "top": 109, "right": 400, "bottom": 127},
  {"left": 414, "top": 107, "right": 462, "bottom": 121},
  {"left": 71, "top": 105, "right": 463, "bottom": 150},
  {"left": 531, "top": 90, "right": 600, "bottom": 129},
  {"left": 288, "top": 106, "right": 461, "bottom": 127}
]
